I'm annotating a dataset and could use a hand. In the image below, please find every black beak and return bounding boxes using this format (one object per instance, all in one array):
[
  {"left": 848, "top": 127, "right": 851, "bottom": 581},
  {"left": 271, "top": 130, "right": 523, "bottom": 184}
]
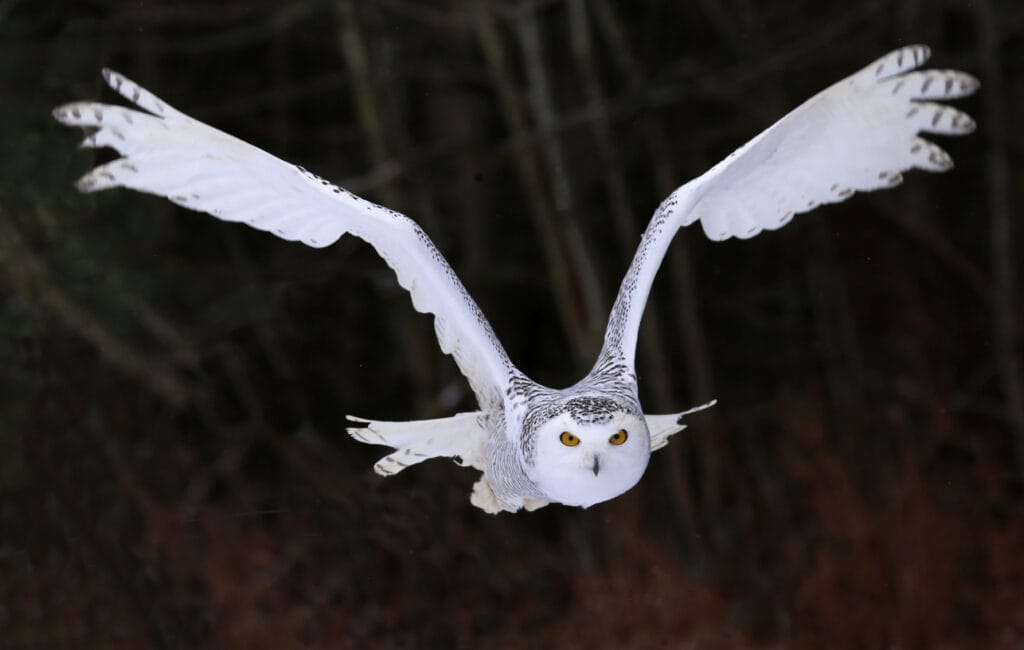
[{"left": 591, "top": 455, "right": 601, "bottom": 476}]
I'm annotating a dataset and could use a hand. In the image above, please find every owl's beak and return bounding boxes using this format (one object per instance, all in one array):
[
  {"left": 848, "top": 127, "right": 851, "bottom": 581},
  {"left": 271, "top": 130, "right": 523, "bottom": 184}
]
[{"left": 591, "top": 454, "right": 601, "bottom": 476}]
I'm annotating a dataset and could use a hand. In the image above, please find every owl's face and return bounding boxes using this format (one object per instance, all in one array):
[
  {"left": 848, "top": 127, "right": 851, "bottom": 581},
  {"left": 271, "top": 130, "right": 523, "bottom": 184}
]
[{"left": 530, "top": 406, "right": 650, "bottom": 508}]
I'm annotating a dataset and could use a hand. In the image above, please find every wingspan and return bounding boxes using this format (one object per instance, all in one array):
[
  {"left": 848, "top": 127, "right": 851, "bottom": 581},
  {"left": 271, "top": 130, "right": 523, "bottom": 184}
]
[
  {"left": 54, "top": 69, "right": 515, "bottom": 409},
  {"left": 597, "top": 45, "right": 978, "bottom": 368}
]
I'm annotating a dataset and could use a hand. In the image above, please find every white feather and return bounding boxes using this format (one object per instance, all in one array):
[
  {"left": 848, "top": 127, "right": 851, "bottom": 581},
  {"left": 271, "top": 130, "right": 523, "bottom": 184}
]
[
  {"left": 684, "top": 46, "right": 977, "bottom": 241},
  {"left": 646, "top": 399, "right": 718, "bottom": 451},
  {"left": 347, "top": 412, "right": 488, "bottom": 475}
]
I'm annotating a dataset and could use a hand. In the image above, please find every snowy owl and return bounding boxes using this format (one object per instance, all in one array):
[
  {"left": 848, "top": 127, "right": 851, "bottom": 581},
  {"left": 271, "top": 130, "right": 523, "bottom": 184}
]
[{"left": 54, "top": 45, "right": 977, "bottom": 513}]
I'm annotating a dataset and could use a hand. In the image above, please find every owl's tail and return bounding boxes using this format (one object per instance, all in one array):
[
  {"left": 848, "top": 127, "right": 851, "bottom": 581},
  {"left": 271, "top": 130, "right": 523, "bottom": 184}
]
[{"left": 347, "top": 411, "right": 488, "bottom": 476}]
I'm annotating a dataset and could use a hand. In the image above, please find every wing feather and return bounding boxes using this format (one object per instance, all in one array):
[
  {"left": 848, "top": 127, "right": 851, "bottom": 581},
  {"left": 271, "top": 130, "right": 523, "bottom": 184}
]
[
  {"left": 55, "top": 70, "right": 515, "bottom": 409},
  {"left": 596, "top": 45, "right": 978, "bottom": 369}
]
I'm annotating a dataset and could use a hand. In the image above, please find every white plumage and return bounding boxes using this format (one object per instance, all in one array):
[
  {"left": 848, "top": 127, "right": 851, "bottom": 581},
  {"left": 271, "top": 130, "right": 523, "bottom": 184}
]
[
  {"left": 54, "top": 45, "right": 977, "bottom": 513},
  {"left": 688, "top": 46, "right": 975, "bottom": 242}
]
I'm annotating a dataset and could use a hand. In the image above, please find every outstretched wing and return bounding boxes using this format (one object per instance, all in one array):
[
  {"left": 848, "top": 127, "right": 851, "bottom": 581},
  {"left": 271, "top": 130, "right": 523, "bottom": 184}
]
[
  {"left": 597, "top": 45, "right": 978, "bottom": 368},
  {"left": 54, "top": 70, "right": 515, "bottom": 409}
]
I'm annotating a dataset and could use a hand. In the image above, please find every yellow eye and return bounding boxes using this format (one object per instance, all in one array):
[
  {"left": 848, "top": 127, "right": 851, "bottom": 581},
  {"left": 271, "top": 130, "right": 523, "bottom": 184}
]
[
  {"left": 609, "top": 430, "right": 628, "bottom": 445},
  {"left": 559, "top": 431, "right": 580, "bottom": 447}
]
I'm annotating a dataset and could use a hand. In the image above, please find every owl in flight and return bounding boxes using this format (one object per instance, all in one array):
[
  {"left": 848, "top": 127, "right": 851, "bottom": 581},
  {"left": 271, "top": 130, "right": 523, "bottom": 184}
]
[{"left": 55, "top": 45, "right": 977, "bottom": 513}]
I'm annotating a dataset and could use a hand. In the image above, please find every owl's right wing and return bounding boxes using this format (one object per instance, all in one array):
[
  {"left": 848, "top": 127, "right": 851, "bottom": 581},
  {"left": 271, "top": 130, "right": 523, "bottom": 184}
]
[
  {"left": 596, "top": 45, "right": 978, "bottom": 370},
  {"left": 54, "top": 70, "right": 515, "bottom": 410}
]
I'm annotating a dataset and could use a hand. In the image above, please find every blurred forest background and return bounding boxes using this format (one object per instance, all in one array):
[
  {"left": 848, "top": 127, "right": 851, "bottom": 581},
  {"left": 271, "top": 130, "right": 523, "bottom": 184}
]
[{"left": 2, "top": 0, "right": 1023, "bottom": 647}]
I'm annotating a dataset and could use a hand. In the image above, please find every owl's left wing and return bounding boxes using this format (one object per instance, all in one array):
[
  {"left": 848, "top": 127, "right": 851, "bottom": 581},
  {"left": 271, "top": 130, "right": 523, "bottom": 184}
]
[
  {"left": 54, "top": 70, "right": 516, "bottom": 409},
  {"left": 596, "top": 45, "right": 978, "bottom": 369}
]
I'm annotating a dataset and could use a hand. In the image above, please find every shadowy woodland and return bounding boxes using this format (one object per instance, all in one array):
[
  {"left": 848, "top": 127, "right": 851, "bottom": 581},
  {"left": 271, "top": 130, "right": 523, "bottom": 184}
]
[{"left": 3, "top": 0, "right": 1024, "bottom": 647}]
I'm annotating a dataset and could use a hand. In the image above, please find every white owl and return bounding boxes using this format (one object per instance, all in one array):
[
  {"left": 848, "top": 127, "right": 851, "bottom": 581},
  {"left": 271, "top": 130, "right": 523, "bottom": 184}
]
[{"left": 54, "top": 45, "right": 977, "bottom": 513}]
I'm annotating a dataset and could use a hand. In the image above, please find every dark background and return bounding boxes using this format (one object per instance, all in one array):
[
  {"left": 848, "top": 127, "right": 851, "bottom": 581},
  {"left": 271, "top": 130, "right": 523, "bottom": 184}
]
[{"left": 3, "top": 0, "right": 1023, "bottom": 647}]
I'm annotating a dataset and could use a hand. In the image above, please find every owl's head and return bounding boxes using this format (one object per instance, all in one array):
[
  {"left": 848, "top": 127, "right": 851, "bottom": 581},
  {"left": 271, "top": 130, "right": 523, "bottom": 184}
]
[{"left": 529, "top": 396, "right": 650, "bottom": 508}]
